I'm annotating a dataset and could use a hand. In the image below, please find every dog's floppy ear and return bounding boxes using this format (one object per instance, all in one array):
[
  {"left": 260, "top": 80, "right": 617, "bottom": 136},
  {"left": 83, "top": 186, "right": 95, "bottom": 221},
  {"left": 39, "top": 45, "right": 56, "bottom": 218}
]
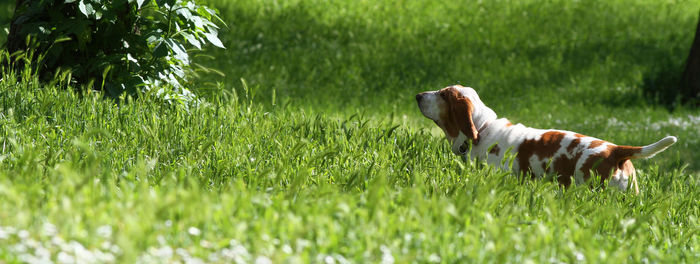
[{"left": 443, "top": 88, "right": 479, "bottom": 143}]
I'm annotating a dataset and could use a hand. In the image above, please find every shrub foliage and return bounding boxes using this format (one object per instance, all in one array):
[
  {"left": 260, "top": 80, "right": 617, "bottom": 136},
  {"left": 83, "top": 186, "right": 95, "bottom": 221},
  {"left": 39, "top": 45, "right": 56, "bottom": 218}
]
[{"left": 5, "top": 0, "right": 225, "bottom": 101}]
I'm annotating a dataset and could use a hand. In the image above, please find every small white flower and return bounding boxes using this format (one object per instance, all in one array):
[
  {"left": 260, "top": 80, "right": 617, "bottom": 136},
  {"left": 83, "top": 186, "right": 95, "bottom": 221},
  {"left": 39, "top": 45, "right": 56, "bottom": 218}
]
[
  {"left": 157, "top": 235, "right": 167, "bottom": 245},
  {"left": 101, "top": 241, "right": 113, "bottom": 250},
  {"left": 296, "top": 238, "right": 311, "bottom": 252},
  {"left": 324, "top": 255, "right": 336, "bottom": 264},
  {"left": 255, "top": 256, "right": 273, "bottom": 264},
  {"left": 97, "top": 225, "right": 112, "bottom": 238},
  {"left": 57, "top": 251, "right": 75, "bottom": 264},
  {"left": 52, "top": 236, "right": 66, "bottom": 246},
  {"left": 4, "top": 226, "right": 17, "bottom": 235},
  {"left": 188, "top": 227, "right": 201, "bottom": 236},
  {"left": 485, "top": 241, "right": 495, "bottom": 251},
  {"left": 18, "top": 229, "right": 30, "bottom": 239},
  {"left": 95, "top": 250, "right": 116, "bottom": 263},
  {"left": 12, "top": 243, "right": 27, "bottom": 253},
  {"left": 110, "top": 244, "right": 122, "bottom": 255},
  {"left": 176, "top": 247, "right": 190, "bottom": 258},
  {"left": 154, "top": 246, "right": 174, "bottom": 259},
  {"left": 17, "top": 253, "right": 31, "bottom": 263},
  {"left": 35, "top": 246, "right": 51, "bottom": 260},
  {"left": 71, "top": 240, "right": 95, "bottom": 263},
  {"left": 42, "top": 222, "right": 57, "bottom": 237},
  {"left": 332, "top": 254, "right": 351, "bottom": 264},
  {"left": 200, "top": 239, "right": 213, "bottom": 248},
  {"left": 0, "top": 227, "right": 9, "bottom": 240},
  {"left": 220, "top": 239, "right": 251, "bottom": 264},
  {"left": 428, "top": 253, "right": 441, "bottom": 263},
  {"left": 380, "top": 245, "right": 394, "bottom": 264},
  {"left": 208, "top": 252, "right": 221, "bottom": 262},
  {"left": 185, "top": 257, "right": 205, "bottom": 264},
  {"left": 282, "top": 244, "right": 293, "bottom": 254},
  {"left": 233, "top": 244, "right": 250, "bottom": 257},
  {"left": 221, "top": 248, "right": 236, "bottom": 259},
  {"left": 25, "top": 238, "right": 40, "bottom": 249}
]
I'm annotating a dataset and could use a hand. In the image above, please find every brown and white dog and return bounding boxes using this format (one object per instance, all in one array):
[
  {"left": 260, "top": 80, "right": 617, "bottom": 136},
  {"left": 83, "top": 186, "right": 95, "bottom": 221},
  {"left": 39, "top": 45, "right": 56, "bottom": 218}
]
[{"left": 416, "top": 85, "right": 677, "bottom": 193}]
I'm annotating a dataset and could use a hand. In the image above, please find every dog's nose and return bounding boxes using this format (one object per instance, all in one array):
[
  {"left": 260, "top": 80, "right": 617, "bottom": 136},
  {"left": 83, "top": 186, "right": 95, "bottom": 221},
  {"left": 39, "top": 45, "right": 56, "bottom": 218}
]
[{"left": 416, "top": 93, "right": 424, "bottom": 102}]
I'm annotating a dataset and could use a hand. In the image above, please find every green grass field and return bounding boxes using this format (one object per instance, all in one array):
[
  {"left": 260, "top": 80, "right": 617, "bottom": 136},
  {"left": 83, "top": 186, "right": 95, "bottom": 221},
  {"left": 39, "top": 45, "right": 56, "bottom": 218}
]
[{"left": 1, "top": 0, "right": 699, "bottom": 262}]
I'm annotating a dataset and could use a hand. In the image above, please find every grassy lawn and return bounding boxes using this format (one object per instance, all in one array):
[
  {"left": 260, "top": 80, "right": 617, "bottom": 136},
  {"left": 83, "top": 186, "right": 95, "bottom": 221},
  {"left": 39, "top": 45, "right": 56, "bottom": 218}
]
[{"left": 1, "top": 0, "right": 699, "bottom": 262}]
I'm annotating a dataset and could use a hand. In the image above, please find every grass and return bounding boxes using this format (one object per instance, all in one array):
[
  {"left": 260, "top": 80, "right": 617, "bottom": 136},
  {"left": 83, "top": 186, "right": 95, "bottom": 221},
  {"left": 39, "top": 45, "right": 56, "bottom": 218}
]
[
  {"left": 202, "top": 0, "right": 700, "bottom": 171},
  {"left": 1, "top": 0, "right": 699, "bottom": 263}
]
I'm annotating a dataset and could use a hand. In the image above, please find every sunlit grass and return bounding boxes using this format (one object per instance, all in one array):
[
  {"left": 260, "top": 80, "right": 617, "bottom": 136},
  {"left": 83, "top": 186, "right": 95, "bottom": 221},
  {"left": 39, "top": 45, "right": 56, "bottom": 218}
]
[
  {"left": 0, "top": 63, "right": 697, "bottom": 262},
  {"left": 1, "top": 0, "right": 699, "bottom": 262}
]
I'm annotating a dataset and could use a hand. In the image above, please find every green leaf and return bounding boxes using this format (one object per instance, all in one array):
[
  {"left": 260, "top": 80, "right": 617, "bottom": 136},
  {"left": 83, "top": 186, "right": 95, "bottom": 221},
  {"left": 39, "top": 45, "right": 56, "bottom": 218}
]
[
  {"left": 153, "top": 41, "right": 168, "bottom": 58},
  {"left": 126, "top": 53, "right": 138, "bottom": 63},
  {"left": 78, "top": 1, "right": 87, "bottom": 15},
  {"left": 165, "top": 39, "right": 189, "bottom": 63},
  {"left": 176, "top": 8, "right": 193, "bottom": 21},
  {"left": 157, "top": 0, "right": 176, "bottom": 7},
  {"left": 204, "top": 32, "right": 225, "bottom": 49},
  {"left": 185, "top": 1, "right": 195, "bottom": 10},
  {"left": 170, "top": 64, "right": 185, "bottom": 78},
  {"left": 78, "top": 1, "right": 95, "bottom": 17},
  {"left": 181, "top": 32, "right": 201, "bottom": 49},
  {"left": 190, "top": 15, "right": 204, "bottom": 29},
  {"left": 53, "top": 36, "right": 72, "bottom": 44},
  {"left": 196, "top": 6, "right": 211, "bottom": 20}
]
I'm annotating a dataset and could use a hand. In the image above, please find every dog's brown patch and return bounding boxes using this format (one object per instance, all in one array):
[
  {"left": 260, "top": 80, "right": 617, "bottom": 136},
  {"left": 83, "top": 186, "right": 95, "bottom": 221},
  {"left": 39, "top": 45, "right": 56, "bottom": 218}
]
[
  {"left": 440, "top": 87, "right": 478, "bottom": 142},
  {"left": 489, "top": 144, "right": 501, "bottom": 156},
  {"left": 551, "top": 151, "right": 584, "bottom": 186},
  {"left": 579, "top": 144, "right": 643, "bottom": 183},
  {"left": 517, "top": 131, "right": 566, "bottom": 178},
  {"left": 439, "top": 108, "right": 459, "bottom": 138},
  {"left": 579, "top": 145, "right": 616, "bottom": 183},
  {"left": 588, "top": 140, "right": 605, "bottom": 149},
  {"left": 567, "top": 137, "right": 581, "bottom": 153}
]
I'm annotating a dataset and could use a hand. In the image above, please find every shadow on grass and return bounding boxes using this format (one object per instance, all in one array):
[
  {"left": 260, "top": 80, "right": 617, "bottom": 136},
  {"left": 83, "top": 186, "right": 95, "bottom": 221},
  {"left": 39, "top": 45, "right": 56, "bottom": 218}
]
[
  {"left": 0, "top": 1, "right": 16, "bottom": 46},
  {"left": 641, "top": 58, "right": 686, "bottom": 110},
  {"left": 202, "top": 1, "right": 696, "bottom": 110}
]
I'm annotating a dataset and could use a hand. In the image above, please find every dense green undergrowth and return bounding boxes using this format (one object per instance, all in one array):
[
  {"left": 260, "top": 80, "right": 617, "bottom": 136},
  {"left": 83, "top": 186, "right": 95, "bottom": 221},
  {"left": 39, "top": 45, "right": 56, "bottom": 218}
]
[
  {"left": 1, "top": 0, "right": 699, "bottom": 262},
  {"left": 0, "top": 65, "right": 697, "bottom": 262}
]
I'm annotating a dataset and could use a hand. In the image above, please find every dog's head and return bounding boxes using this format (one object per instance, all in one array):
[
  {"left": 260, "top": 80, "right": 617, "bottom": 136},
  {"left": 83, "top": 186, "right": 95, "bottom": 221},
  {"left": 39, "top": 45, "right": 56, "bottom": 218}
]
[{"left": 416, "top": 85, "right": 496, "bottom": 154}]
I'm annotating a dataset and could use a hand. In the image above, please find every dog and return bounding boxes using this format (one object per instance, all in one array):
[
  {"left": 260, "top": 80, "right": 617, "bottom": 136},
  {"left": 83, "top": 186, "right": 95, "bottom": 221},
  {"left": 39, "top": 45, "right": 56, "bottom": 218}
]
[{"left": 416, "top": 85, "right": 677, "bottom": 193}]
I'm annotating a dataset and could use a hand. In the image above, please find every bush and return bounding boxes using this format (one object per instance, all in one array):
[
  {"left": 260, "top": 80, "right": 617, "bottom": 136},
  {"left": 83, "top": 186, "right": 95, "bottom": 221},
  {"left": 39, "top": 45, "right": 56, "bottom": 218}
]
[{"left": 5, "top": 0, "right": 226, "bottom": 102}]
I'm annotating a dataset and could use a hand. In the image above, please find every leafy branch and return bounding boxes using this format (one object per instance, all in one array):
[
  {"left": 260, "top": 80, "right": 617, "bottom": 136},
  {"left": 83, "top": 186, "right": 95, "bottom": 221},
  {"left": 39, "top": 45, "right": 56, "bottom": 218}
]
[{"left": 5, "top": 0, "right": 227, "bottom": 103}]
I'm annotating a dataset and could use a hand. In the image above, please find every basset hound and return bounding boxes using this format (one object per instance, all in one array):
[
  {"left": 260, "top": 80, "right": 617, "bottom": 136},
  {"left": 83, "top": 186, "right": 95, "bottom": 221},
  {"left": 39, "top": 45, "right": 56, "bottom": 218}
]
[{"left": 416, "top": 85, "right": 677, "bottom": 193}]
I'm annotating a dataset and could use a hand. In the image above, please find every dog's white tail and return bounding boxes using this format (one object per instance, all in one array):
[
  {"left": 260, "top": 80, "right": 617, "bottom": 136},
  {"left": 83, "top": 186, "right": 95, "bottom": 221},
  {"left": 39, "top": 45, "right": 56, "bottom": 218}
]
[
  {"left": 612, "top": 136, "right": 677, "bottom": 161},
  {"left": 636, "top": 136, "right": 677, "bottom": 159}
]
